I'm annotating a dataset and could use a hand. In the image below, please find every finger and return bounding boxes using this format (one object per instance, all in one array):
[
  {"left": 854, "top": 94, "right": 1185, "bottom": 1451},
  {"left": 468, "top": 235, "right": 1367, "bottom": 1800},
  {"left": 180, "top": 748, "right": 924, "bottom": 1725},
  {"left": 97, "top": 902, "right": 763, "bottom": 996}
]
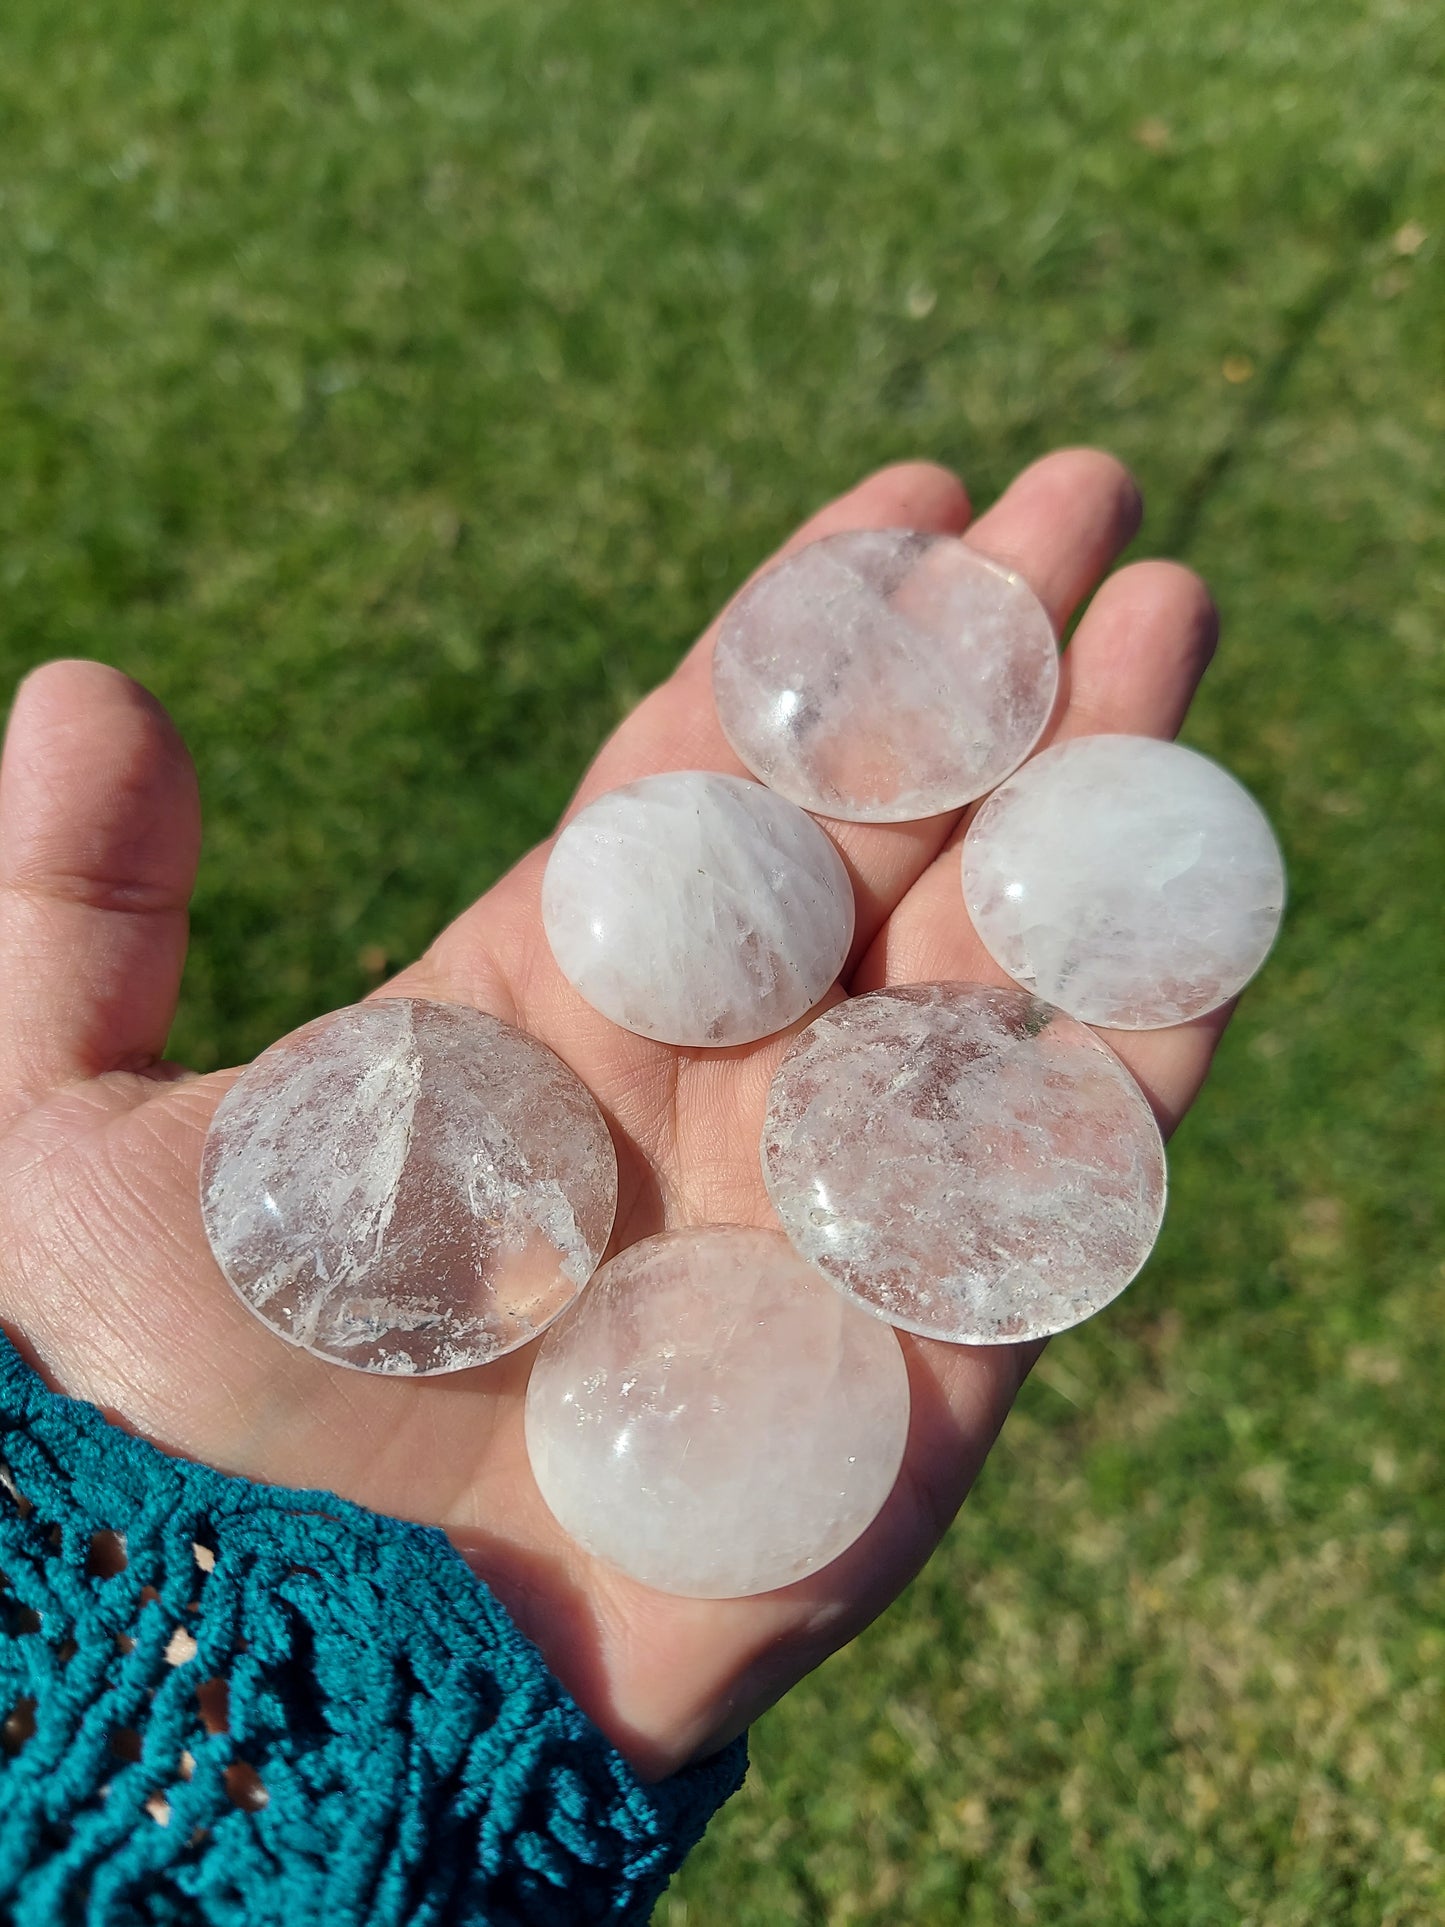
[
  {"left": 0, "top": 661, "right": 201, "bottom": 1113},
  {"left": 856, "top": 556, "right": 1225, "bottom": 1134},
  {"left": 1054, "top": 558, "right": 1219, "bottom": 743},
  {"left": 962, "top": 445, "right": 1144, "bottom": 632}
]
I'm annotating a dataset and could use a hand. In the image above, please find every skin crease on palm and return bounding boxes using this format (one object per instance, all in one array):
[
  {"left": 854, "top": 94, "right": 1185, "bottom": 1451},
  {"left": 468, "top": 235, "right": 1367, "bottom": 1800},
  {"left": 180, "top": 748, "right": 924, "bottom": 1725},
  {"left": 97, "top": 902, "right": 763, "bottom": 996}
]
[{"left": 0, "top": 450, "right": 1229, "bottom": 1783}]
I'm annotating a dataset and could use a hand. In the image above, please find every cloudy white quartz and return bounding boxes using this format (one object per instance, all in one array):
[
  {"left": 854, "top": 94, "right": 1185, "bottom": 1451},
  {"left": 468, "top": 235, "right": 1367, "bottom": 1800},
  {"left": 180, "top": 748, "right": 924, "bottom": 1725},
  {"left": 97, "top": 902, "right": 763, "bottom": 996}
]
[
  {"left": 200, "top": 999, "right": 617, "bottom": 1375},
  {"left": 524, "top": 1226, "right": 910, "bottom": 1598},
  {"left": 711, "top": 528, "right": 1059, "bottom": 821},
  {"left": 542, "top": 770, "right": 854, "bottom": 1046},
  {"left": 963, "top": 734, "right": 1286, "bottom": 1029}
]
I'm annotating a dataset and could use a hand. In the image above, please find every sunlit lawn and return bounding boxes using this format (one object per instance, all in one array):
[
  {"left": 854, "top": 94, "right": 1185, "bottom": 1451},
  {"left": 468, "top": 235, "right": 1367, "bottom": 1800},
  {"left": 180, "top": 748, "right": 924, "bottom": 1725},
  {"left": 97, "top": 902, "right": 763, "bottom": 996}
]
[{"left": 2, "top": 0, "right": 1442, "bottom": 1918}]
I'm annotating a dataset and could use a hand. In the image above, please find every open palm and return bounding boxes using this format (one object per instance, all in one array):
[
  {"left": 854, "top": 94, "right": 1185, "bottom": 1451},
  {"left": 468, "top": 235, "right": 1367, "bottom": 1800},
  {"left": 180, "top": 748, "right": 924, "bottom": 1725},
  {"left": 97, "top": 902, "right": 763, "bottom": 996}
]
[{"left": 0, "top": 452, "right": 1225, "bottom": 1779}]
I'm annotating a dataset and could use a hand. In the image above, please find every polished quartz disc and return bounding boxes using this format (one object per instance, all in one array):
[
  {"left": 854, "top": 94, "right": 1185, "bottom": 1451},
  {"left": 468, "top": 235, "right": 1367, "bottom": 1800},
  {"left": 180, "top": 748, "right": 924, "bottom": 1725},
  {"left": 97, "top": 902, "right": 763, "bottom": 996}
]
[
  {"left": 963, "top": 734, "right": 1286, "bottom": 1029},
  {"left": 762, "top": 984, "right": 1166, "bottom": 1344},
  {"left": 524, "top": 1226, "right": 910, "bottom": 1598},
  {"left": 712, "top": 528, "right": 1058, "bottom": 821},
  {"left": 542, "top": 769, "right": 854, "bottom": 1047},
  {"left": 200, "top": 998, "right": 617, "bottom": 1375}
]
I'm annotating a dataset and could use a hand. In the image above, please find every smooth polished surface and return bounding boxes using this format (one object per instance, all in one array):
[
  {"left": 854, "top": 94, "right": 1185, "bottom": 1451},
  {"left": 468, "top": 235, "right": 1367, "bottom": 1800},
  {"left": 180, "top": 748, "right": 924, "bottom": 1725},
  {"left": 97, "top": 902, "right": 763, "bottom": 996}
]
[
  {"left": 963, "top": 733, "right": 1286, "bottom": 1029},
  {"left": 524, "top": 1226, "right": 910, "bottom": 1599},
  {"left": 763, "top": 984, "right": 1166, "bottom": 1343},
  {"left": 201, "top": 999, "right": 617, "bottom": 1374},
  {"left": 542, "top": 770, "right": 854, "bottom": 1046},
  {"left": 711, "top": 528, "right": 1059, "bottom": 821}
]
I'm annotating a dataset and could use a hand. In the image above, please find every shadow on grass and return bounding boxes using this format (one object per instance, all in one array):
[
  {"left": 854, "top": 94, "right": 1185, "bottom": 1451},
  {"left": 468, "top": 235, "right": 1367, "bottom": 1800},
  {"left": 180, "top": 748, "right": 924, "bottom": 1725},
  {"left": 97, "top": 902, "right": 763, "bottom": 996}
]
[{"left": 1163, "top": 177, "right": 1404, "bottom": 558}]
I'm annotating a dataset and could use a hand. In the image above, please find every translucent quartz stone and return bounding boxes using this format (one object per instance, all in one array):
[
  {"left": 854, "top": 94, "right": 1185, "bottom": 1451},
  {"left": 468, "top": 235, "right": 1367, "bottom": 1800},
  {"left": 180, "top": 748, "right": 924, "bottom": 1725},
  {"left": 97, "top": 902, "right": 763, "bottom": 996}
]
[
  {"left": 200, "top": 999, "right": 617, "bottom": 1375},
  {"left": 963, "top": 734, "right": 1286, "bottom": 1029},
  {"left": 524, "top": 1226, "right": 910, "bottom": 1598},
  {"left": 711, "top": 528, "right": 1058, "bottom": 822},
  {"left": 762, "top": 984, "right": 1166, "bottom": 1344},
  {"left": 542, "top": 770, "right": 854, "bottom": 1047}
]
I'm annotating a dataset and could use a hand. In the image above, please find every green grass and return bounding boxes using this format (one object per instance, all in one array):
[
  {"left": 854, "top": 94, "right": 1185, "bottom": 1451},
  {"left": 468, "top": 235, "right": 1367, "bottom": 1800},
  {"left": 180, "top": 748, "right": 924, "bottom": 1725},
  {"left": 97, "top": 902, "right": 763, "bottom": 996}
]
[{"left": 2, "top": 0, "right": 1443, "bottom": 1918}]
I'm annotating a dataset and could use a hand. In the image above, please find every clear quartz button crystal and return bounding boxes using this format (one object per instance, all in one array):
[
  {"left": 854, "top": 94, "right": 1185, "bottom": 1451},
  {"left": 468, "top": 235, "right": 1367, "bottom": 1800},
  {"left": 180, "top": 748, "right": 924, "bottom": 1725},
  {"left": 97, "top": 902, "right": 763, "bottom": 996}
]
[
  {"left": 200, "top": 998, "right": 617, "bottom": 1375},
  {"left": 542, "top": 770, "right": 854, "bottom": 1046},
  {"left": 762, "top": 984, "right": 1166, "bottom": 1344},
  {"left": 963, "top": 734, "right": 1286, "bottom": 1029},
  {"left": 712, "top": 528, "right": 1058, "bottom": 821},
  {"left": 524, "top": 1226, "right": 910, "bottom": 1599}
]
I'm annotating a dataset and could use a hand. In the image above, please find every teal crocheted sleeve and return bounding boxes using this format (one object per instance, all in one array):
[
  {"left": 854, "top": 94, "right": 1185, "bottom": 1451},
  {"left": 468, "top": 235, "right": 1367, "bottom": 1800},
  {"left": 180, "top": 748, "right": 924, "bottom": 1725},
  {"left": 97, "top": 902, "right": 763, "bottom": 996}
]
[{"left": 0, "top": 1334, "right": 746, "bottom": 1925}]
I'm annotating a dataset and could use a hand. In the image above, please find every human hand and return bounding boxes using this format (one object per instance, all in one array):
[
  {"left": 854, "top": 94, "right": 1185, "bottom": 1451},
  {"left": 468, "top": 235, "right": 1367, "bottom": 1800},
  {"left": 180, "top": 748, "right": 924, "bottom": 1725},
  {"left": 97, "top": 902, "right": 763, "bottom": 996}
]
[{"left": 0, "top": 451, "right": 1224, "bottom": 1779}]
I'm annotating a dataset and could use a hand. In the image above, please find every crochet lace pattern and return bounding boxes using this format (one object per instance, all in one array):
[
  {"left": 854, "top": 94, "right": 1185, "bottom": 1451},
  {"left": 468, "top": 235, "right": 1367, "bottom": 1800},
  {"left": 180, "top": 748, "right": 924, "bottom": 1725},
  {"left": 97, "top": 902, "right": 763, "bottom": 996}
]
[{"left": 0, "top": 1334, "right": 746, "bottom": 1926}]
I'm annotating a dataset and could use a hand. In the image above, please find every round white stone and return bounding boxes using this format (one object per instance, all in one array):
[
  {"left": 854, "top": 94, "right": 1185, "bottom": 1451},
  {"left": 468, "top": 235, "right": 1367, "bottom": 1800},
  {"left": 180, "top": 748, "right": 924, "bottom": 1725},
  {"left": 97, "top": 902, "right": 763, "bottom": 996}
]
[
  {"left": 711, "top": 528, "right": 1059, "bottom": 822},
  {"left": 524, "top": 1226, "right": 910, "bottom": 1599},
  {"left": 963, "top": 734, "right": 1286, "bottom": 1029},
  {"left": 200, "top": 998, "right": 617, "bottom": 1375},
  {"left": 762, "top": 984, "right": 1166, "bottom": 1344},
  {"left": 542, "top": 770, "right": 854, "bottom": 1047}
]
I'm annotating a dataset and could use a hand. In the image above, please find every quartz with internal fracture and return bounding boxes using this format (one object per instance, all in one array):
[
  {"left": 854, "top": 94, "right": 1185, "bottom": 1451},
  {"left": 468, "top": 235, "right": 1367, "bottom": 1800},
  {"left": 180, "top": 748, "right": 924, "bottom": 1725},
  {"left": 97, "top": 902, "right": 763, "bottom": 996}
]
[
  {"left": 524, "top": 1226, "right": 910, "bottom": 1598},
  {"left": 200, "top": 999, "right": 617, "bottom": 1375},
  {"left": 762, "top": 984, "right": 1166, "bottom": 1343},
  {"left": 963, "top": 734, "right": 1286, "bottom": 1029},
  {"left": 542, "top": 770, "right": 854, "bottom": 1046},
  {"left": 711, "top": 528, "right": 1059, "bottom": 821}
]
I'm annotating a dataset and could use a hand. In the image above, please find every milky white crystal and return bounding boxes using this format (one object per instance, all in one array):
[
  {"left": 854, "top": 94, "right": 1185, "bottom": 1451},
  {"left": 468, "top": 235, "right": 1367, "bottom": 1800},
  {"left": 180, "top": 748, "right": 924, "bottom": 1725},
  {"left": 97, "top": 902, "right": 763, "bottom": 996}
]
[
  {"left": 542, "top": 770, "right": 854, "bottom": 1047},
  {"left": 963, "top": 734, "right": 1286, "bottom": 1029},
  {"left": 762, "top": 984, "right": 1166, "bottom": 1344},
  {"left": 711, "top": 528, "right": 1058, "bottom": 822},
  {"left": 524, "top": 1226, "right": 910, "bottom": 1598},
  {"left": 200, "top": 999, "right": 617, "bottom": 1375}
]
